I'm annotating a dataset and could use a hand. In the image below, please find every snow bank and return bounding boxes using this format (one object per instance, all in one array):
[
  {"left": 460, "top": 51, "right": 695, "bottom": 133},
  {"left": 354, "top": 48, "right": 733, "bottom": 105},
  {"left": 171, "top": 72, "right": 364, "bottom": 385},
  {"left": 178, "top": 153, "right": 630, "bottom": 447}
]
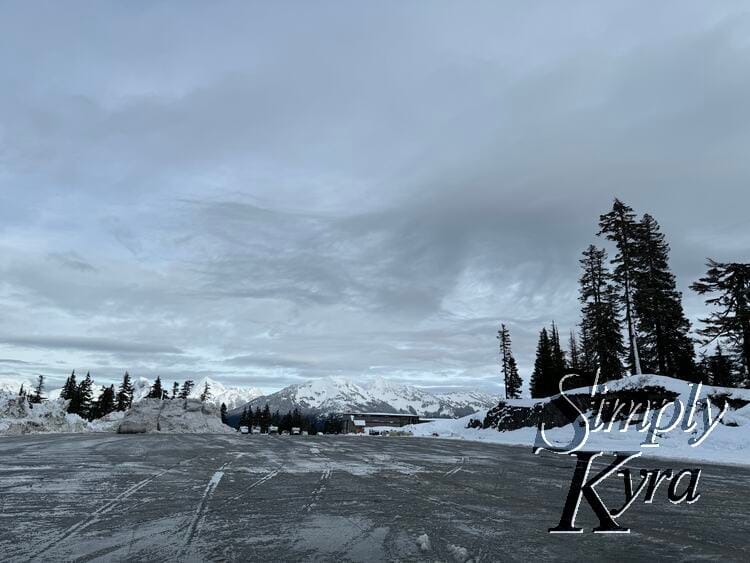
[
  {"left": 397, "top": 375, "right": 750, "bottom": 467},
  {"left": 117, "top": 398, "right": 234, "bottom": 434},
  {"left": 0, "top": 392, "right": 93, "bottom": 434}
]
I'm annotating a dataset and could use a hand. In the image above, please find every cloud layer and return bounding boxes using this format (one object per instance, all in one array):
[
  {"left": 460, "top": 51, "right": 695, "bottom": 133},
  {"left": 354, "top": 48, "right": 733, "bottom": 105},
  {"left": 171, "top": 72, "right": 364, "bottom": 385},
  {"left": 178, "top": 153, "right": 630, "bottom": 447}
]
[{"left": 1, "top": 2, "right": 749, "bottom": 392}]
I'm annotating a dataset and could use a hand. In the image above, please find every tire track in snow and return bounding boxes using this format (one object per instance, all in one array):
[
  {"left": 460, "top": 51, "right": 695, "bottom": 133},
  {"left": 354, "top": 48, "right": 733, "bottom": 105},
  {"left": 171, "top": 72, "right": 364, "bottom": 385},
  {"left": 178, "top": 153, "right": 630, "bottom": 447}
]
[
  {"left": 183, "top": 462, "right": 229, "bottom": 548},
  {"left": 220, "top": 468, "right": 281, "bottom": 506},
  {"left": 303, "top": 468, "right": 332, "bottom": 512},
  {"left": 28, "top": 455, "right": 201, "bottom": 560},
  {"left": 444, "top": 456, "right": 466, "bottom": 477}
]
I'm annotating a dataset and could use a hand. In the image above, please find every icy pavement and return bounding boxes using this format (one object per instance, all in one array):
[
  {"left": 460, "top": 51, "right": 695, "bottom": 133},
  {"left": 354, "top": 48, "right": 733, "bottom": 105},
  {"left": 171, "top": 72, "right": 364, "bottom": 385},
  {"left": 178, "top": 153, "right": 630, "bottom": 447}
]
[{"left": 0, "top": 434, "right": 748, "bottom": 561}]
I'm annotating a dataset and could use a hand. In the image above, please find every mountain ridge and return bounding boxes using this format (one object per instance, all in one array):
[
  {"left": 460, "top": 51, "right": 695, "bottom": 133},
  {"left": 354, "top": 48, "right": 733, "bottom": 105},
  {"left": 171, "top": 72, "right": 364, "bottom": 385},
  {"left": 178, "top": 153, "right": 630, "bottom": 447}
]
[{"left": 229, "top": 376, "right": 501, "bottom": 420}]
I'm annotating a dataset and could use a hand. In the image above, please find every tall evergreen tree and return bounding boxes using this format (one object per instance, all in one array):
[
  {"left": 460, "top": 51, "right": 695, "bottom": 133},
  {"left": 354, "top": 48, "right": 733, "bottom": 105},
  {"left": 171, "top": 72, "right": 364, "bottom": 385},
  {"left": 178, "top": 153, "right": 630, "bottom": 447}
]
[
  {"left": 240, "top": 407, "right": 250, "bottom": 428},
  {"left": 530, "top": 328, "right": 554, "bottom": 398},
  {"left": 116, "top": 372, "right": 134, "bottom": 411},
  {"left": 691, "top": 260, "right": 750, "bottom": 379},
  {"left": 632, "top": 214, "right": 695, "bottom": 379},
  {"left": 579, "top": 245, "right": 625, "bottom": 382},
  {"left": 171, "top": 382, "right": 179, "bottom": 399},
  {"left": 261, "top": 403, "right": 271, "bottom": 433},
  {"left": 148, "top": 376, "right": 164, "bottom": 399},
  {"left": 598, "top": 199, "right": 642, "bottom": 374},
  {"left": 549, "top": 322, "right": 567, "bottom": 391},
  {"left": 76, "top": 372, "right": 94, "bottom": 418},
  {"left": 60, "top": 371, "right": 77, "bottom": 401},
  {"left": 497, "top": 324, "right": 523, "bottom": 399},
  {"left": 220, "top": 402, "right": 228, "bottom": 424}
]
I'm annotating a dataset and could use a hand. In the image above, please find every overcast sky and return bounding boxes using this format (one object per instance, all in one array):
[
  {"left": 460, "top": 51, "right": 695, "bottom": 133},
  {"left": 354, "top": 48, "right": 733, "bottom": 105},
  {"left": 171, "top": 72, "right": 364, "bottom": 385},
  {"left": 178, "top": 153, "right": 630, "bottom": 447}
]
[{"left": 1, "top": 2, "right": 749, "bottom": 394}]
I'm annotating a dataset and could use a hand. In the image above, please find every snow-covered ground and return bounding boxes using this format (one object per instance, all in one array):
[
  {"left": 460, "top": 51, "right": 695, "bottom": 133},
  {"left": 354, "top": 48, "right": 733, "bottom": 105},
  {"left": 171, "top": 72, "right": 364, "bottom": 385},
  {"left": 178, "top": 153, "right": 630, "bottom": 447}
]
[{"left": 390, "top": 375, "right": 750, "bottom": 467}]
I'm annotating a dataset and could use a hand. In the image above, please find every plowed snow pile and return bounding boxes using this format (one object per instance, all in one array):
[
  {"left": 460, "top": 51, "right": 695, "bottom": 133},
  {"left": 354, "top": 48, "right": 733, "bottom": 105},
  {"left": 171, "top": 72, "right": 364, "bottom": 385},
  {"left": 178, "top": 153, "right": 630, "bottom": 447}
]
[
  {"left": 0, "top": 392, "right": 121, "bottom": 434},
  {"left": 117, "top": 398, "right": 234, "bottom": 434}
]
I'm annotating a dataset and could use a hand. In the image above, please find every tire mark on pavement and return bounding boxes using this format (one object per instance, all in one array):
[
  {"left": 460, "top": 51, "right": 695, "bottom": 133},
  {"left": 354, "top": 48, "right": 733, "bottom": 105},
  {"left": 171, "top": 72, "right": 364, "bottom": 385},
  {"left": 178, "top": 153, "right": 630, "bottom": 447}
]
[
  {"left": 28, "top": 455, "right": 201, "bottom": 560},
  {"left": 444, "top": 456, "right": 466, "bottom": 477},
  {"left": 303, "top": 468, "right": 332, "bottom": 512},
  {"left": 183, "top": 462, "right": 229, "bottom": 548},
  {"left": 221, "top": 469, "right": 281, "bottom": 505}
]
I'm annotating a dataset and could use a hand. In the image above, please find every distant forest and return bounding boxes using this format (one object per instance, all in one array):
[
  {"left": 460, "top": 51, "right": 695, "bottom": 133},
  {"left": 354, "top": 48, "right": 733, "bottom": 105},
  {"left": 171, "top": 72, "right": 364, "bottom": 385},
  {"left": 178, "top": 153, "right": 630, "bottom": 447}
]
[{"left": 499, "top": 199, "right": 750, "bottom": 399}]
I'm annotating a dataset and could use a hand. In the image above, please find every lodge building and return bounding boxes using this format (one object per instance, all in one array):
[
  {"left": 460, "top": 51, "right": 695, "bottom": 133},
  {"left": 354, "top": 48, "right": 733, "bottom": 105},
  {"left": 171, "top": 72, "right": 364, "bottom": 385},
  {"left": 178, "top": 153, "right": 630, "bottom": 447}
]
[{"left": 340, "top": 412, "right": 425, "bottom": 434}]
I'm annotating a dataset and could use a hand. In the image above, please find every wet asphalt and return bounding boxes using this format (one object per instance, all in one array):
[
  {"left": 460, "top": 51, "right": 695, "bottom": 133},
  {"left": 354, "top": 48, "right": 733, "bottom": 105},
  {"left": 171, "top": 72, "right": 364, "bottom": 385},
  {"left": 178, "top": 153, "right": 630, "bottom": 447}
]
[{"left": 0, "top": 433, "right": 748, "bottom": 562}]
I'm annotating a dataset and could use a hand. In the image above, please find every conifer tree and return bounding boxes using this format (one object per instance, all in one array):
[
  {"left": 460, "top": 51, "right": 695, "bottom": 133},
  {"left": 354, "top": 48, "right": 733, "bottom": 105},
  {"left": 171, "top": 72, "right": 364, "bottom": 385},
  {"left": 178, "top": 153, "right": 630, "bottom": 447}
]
[
  {"left": 497, "top": 324, "right": 523, "bottom": 399},
  {"left": 116, "top": 372, "right": 134, "bottom": 411},
  {"left": 178, "top": 380, "right": 195, "bottom": 400},
  {"left": 29, "top": 375, "right": 46, "bottom": 404},
  {"left": 691, "top": 260, "right": 750, "bottom": 379},
  {"left": 93, "top": 385, "right": 116, "bottom": 419},
  {"left": 77, "top": 372, "right": 94, "bottom": 418},
  {"left": 550, "top": 322, "right": 567, "bottom": 391},
  {"left": 148, "top": 376, "right": 164, "bottom": 399},
  {"left": 60, "top": 371, "right": 77, "bottom": 401},
  {"left": 567, "top": 331, "right": 582, "bottom": 373},
  {"left": 704, "top": 345, "right": 736, "bottom": 387},
  {"left": 632, "top": 214, "right": 695, "bottom": 379},
  {"left": 530, "top": 328, "right": 554, "bottom": 398},
  {"left": 598, "top": 199, "right": 642, "bottom": 374},
  {"left": 579, "top": 245, "right": 625, "bottom": 382},
  {"left": 220, "top": 402, "right": 228, "bottom": 424},
  {"left": 261, "top": 403, "right": 271, "bottom": 433},
  {"left": 578, "top": 323, "right": 596, "bottom": 381},
  {"left": 199, "top": 381, "right": 212, "bottom": 402},
  {"left": 171, "top": 382, "right": 179, "bottom": 399}
]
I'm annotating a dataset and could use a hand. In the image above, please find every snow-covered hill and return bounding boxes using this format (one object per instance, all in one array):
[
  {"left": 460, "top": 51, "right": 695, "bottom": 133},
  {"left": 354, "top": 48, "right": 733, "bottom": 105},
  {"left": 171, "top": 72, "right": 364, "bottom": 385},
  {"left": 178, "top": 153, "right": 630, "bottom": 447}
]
[{"left": 229, "top": 376, "right": 500, "bottom": 419}]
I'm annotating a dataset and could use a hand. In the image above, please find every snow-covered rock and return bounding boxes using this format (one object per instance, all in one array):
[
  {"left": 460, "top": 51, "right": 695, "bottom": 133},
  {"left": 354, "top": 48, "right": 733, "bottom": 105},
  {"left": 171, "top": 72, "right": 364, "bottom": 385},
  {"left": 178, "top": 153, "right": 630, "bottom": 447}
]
[{"left": 116, "top": 398, "right": 235, "bottom": 434}]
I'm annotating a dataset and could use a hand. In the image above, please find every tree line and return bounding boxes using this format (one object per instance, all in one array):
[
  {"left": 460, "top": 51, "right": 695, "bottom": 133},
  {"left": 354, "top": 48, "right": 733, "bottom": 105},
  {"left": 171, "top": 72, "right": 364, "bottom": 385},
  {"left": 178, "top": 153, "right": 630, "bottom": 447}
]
[
  {"left": 17, "top": 371, "right": 228, "bottom": 423},
  {"left": 498, "top": 199, "right": 750, "bottom": 398},
  {"left": 237, "top": 405, "right": 325, "bottom": 434}
]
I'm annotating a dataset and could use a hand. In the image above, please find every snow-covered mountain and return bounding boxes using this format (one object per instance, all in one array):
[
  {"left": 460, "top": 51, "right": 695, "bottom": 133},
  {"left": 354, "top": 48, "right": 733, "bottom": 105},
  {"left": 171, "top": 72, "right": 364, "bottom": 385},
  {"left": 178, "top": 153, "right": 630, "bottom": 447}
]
[
  {"left": 229, "top": 376, "right": 500, "bottom": 419},
  {"left": 0, "top": 375, "right": 261, "bottom": 410},
  {"left": 187, "top": 377, "right": 263, "bottom": 410}
]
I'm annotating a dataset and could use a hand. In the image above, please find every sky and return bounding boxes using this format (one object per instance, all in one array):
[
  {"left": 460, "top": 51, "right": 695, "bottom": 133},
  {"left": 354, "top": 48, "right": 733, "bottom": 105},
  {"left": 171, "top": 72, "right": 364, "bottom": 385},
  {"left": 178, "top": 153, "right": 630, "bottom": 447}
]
[{"left": 1, "top": 1, "right": 749, "bottom": 394}]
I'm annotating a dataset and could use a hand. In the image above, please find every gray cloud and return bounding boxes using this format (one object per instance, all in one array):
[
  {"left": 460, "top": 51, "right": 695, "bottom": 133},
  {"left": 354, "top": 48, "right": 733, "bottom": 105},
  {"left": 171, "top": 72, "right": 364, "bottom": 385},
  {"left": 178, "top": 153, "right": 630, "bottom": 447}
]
[
  {"left": 0, "top": 336, "right": 183, "bottom": 355},
  {"left": 0, "top": 2, "right": 749, "bottom": 394}
]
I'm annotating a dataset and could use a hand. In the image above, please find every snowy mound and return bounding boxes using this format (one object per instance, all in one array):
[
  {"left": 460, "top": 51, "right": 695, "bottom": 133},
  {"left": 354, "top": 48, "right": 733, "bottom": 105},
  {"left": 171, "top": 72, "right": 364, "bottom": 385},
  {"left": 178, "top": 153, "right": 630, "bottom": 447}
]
[
  {"left": 0, "top": 391, "right": 118, "bottom": 434},
  {"left": 117, "top": 398, "right": 235, "bottom": 434}
]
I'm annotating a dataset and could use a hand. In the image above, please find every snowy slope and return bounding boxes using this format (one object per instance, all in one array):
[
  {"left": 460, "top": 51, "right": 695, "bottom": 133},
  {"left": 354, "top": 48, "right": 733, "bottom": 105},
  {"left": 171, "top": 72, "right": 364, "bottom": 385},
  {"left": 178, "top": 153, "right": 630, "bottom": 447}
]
[
  {"left": 397, "top": 375, "right": 750, "bottom": 467},
  {"left": 230, "top": 376, "right": 501, "bottom": 418},
  {"left": 187, "top": 377, "right": 263, "bottom": 410}
]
